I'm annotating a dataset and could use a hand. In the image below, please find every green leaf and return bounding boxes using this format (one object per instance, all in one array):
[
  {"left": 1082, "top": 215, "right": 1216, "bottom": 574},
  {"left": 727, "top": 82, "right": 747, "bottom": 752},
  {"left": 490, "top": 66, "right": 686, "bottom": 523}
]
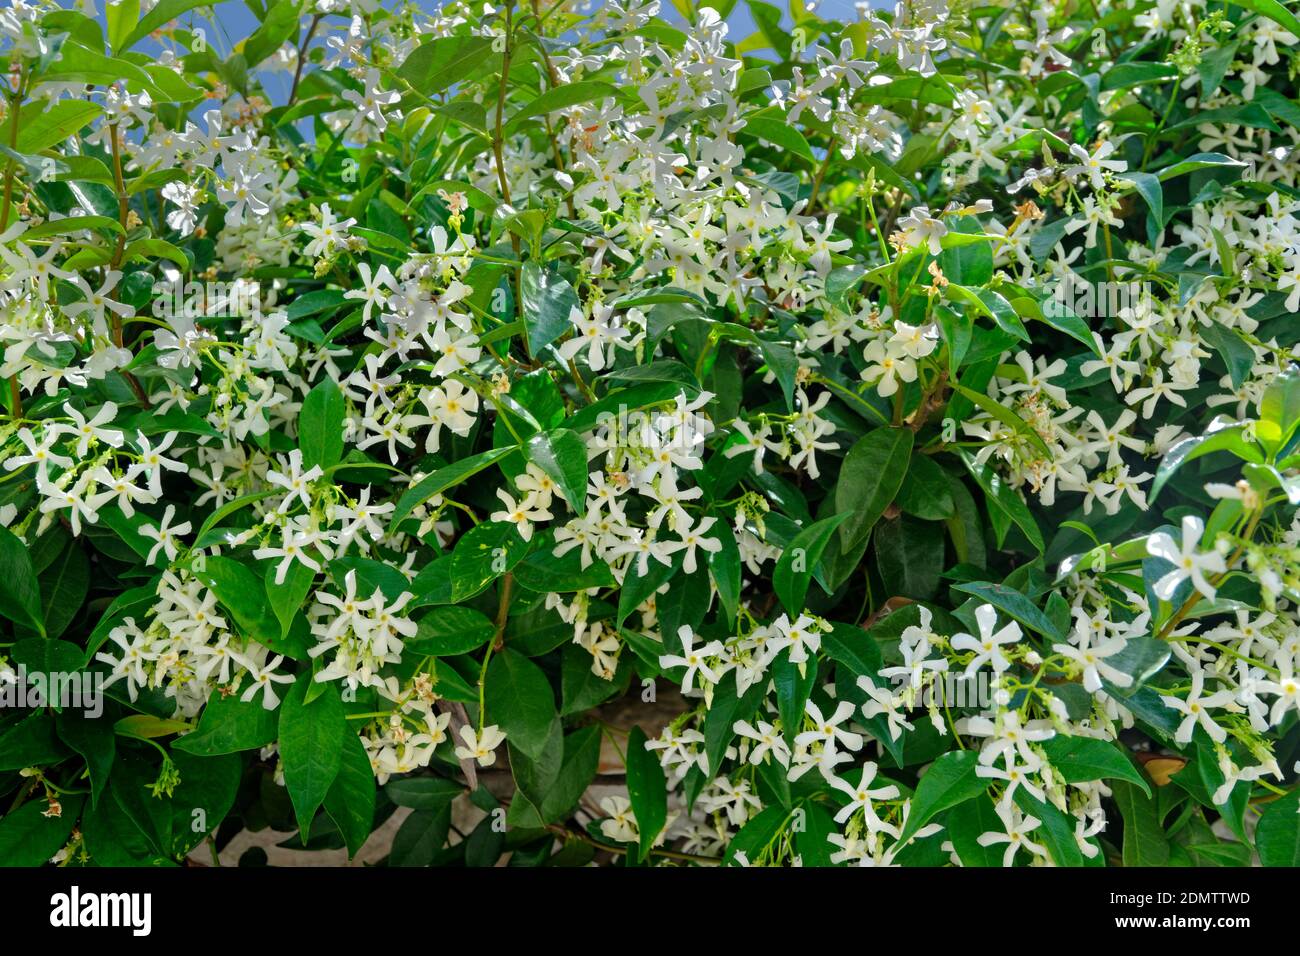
[
  {"left": 279, "top": 675, "right": 346, "bottom": 837},
  {"left": 834, "top": 427, "right": 914, "bottom": 548},
  {"left": 1013, "top": 787, "right": 1088, "bottom": 866},
  {"left": 55, "top": 710, "right": 116, "bottom": 809},
  {"left": 1200, "top": 322, "right": 1254, "bottom": 389},
  {"left": 1105, "top": 636, "right": 1171, "bottom": 688},
  {"left": 707, "top": 519, "right": 742, "bottom": 626},
  {"left": 0, "top": 796, "right": 83, "bottom": 866},
  {"left": 117, "top": 0, "right": 211, "bottom": 51},
  {"left": 0, "top": 712, "right": 67, "bottom": 770},
  {"left": 43, "top": 42, "right": 179, "bottom": 101},
  {"left": 1017, "top": 293, "right": 1101, "bottom": 353},
  {"left": 193, "top": 554, "right": 305, "bottom": 656},
  {"left": 484, "top": 648, "right": 558, "bottom": 762},
  {"left": 449, "top": 521, "right": 528, "bottom": 602},
  {"left": 821, "top": 621, "right": 884, "bottom": 676},
  {"left": 506, "top": 720, "right": 564, "bottom": 828},
  {"left": 561, "top": 643, "right": 622, "bottom": 715},
  {"left": 242, "top": 0, "right": 302, "bottom": 67},
  {"left": 396, "top": 35, "right": 497, "bottom": 96},
  {"left": 956, "top": 384, "right": 1051, "bottom": 459},
  {"left": 1256, "top": 790, "right": 1300, "bottom": 866},
  {"left": 0, "top": 526, "right": 45, "bottom": 635},
  {"left": 11, "top": 637, "right": 84, "bottom": 677},
  {"left": 1150, "top": 422, "right": 1261, "bottom": 502},
  {"left": 1117, "top": 170, "right": 1163, "bottom": 233},
  {"left": 616, "top": 553, "right": 680, "bottom": 626},
  {"left": 166, "top": 751, "right": 241, "bottom": 856},
  {"left": 329, "top": 556, "right": 410, "bottom": 604},
  {"left": 896, "top": 454, "right": 955, "bottom": 520},
  {"left": 23, "top": 215, "right": 124, "bottom": 240},
  {"left": 824, "top": 265, "right": 867, "bottom": 313},
  {"left": 385, "top": 776, "right": 463, "bottom": 809},
  {"left": 106, "top": 0, "right": 140, "bottom": 53},
  {"left": 952, "top": 581, "right": 1064, "bottom": 641},
  {"left": 298, "top": 377, "right": 345, "bottom": 471},
  {"left": 512, "top": 547, "right": 616, "bottom": 593},
  {"left": 794, "top": 801, "right": 838, "bottom": 867},
  {"left": 39, "top": 541, "right": 89, "bottom": 639},
  {"left": 759, "top": 339, "right": 799, "bottom": 412},
  {"left": 265, "top": 559, "right": 315, "bottom": 639},
  {"left": 744, "top": 113, "right": 816, "bottom": 162},
  {"left": 874, "top": 515, "right": 945, "bottom": 601},
  {"left": 525, "top": 427, "right": 588, "bottom": 516},
  {"left": 1223, "top": 0, "right": 1300, "bottom": 38},
  {"left": 948, "top": 285, "right": 1028, "bottom": 341},
  {"left": 773, "top": 512, "right": 851, "bottom": 613},
  {"left": 5, "top": 100, "right": 103, "bottom": 153},
  {"left": 505, "top": 80, "right": 619, "bottom": 133},
  {"left": 896, "top": 750, "right": 988, "bottom": 845},
  {"left": 520, "top": 260, "right": 579, "bottom": 357},
  {"left": 771, "top": 648, "right": 817, "bottom": 749},
  {"left": 1155, "top": 151, "right": 1249, "bottom": 180},
  {"left": 285, "top": 289, "right": 349, "bottom": 321},
  {"left": 1042, "top": 736, "right": 1150, "bottom": 796},
  {"left": 938, "top": 217, "right": 993, "bottom": 286},
  {"left": 1101, "top": 61, "right": 1178, "bottom": 90},
  {"left": 1258, "top": 365, "right": 1300, "bottom": 453},
  {"left": 1113, "top": 778, "right": 1170, "bottom": 866},
  {"left": 702, "top": 671, "right": 764, "bottom": 777},
  {"left": 407, "top": 606, "right": 495, "bottom": 656},
  {"left": 946, "top": 792, "right": 1007, "bottom": 866},
  {"left": 724, "top": 805, "right": 787, "bottom": 865},
  {"left": 324, "top": 730, "right": 376, "bottom": 859},
  {"left": 959, "top": 450, "right": 1043, "bottom": 552},
  {"left": 388, "top": 446, "right": 514, "bottom": 532},
  {"left": 122, "top": 237, "right": 189, "bottom": 269},
  {"left": 625, "top": 725, "right": 667, "bottom": 862},
  {"left": 389, "top": 805, "right": 451, "bottom": 866},
  {"left": 174, "top": 691, "right": 279, "bottom": 756}
]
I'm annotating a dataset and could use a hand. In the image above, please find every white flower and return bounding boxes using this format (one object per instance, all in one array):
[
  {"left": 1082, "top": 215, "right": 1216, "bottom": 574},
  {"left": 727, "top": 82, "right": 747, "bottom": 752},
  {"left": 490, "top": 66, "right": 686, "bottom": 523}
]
[
  {"left": 300, "top": 202, "right": 357, "bottom": 258},
  {"left": 659, "top": 626, "right": 724, "bottom": 693},
  {"left": 830, "top": 762, "right": 900, "bottom": 829},
  {"left": 598, "top": 795, "right": 638, "bottom": 843},
  {"left": 1065, "top": 140, "right": 1127, "bottom": 191},
  {"left": 490, "top": 488, "right": 552, "bottom": 542},
  {"left": 1052, "top": 635, "right": 1133, "bottom": 693},
  {"left": 732, "top": 719, "right": 791, "bottom": 767},
  {"left": 140, "top": 505, "right": 191, "bottom": 566},
  {"left": 454, "top": 724, "right": 507, "bottom": 767},
  {"left": 267, "top": 449, "right": 325, "bottom": 514},
  {"left": 1146, "top": 515, "right": 1227, "bottom": 601},
  {"left": 950, "top": 604, "right": 1022, "bottom": 676},
  {"left": 237, "top": 653, "right": 294, "bottom": 709},
  {"left": 1161, "top": 669, "right": 1235, "bottom": 744},
  {"left": 976, "top": 801, "right": 1046, "bottom": 867},
  {"left": 895, "top": 205, "right": 947, "bottom": 254}
]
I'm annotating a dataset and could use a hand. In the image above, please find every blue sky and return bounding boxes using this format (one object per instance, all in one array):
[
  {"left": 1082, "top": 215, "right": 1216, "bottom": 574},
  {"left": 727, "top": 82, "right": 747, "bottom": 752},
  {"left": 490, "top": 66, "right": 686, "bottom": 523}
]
[
  {"left": 95, "top": 0, "right": 876, "bottom": 53},
  {"left": 74, "top": 0, "right": 880, "bottom": 107}
]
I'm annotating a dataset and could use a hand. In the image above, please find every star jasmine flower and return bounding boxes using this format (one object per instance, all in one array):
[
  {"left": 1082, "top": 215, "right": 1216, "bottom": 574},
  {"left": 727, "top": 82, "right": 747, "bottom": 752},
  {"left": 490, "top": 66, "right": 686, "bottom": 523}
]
[
  {"left": 1146, "top": 515, "right": 1227, "bottom": 600},
  {"left": 951, "top": 604, "right": 1022, "bottom": 676},
  {"left": 659, "top": 626, "right": 725, "bottom": 693}
]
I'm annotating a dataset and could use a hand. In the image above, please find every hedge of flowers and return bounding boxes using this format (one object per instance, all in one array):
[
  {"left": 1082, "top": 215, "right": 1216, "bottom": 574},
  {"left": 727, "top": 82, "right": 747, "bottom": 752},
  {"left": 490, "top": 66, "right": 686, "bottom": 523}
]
[{"left": 1, "top": 0, "right": 1300, "bottom": 867}]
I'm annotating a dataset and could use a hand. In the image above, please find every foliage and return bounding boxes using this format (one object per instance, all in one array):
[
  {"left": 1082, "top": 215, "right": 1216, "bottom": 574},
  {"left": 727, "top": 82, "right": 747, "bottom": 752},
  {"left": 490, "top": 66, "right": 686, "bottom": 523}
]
[{"left": 1, "top": 0, "right": 1300, "bottom": 867}]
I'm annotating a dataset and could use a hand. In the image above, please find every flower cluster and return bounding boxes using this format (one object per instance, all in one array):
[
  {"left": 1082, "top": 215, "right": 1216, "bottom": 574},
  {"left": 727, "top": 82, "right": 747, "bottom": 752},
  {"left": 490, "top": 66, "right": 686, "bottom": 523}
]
[{"left": 0, "top": 0, "right": 1298, "bottom": 869}]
